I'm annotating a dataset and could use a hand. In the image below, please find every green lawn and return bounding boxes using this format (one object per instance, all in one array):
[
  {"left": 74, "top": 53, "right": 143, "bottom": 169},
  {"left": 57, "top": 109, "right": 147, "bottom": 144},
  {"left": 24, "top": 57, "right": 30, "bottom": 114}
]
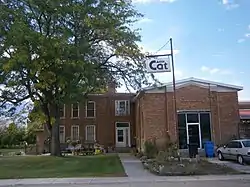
[{"left": 0, "top": 154, "right": 126, "bottom": 179}]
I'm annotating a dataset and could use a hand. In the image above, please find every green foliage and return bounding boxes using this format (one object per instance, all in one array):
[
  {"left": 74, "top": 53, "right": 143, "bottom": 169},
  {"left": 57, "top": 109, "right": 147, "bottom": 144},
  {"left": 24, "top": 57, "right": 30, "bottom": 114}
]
[
  {"left": 144, "top": 140, "right": 158, "bottom": 159},
  {"left": 0, "top": 0, "right": 157, "bottom": 155},
  {"left": 0, "top": 123, "right": 36, "bottom": 148}
]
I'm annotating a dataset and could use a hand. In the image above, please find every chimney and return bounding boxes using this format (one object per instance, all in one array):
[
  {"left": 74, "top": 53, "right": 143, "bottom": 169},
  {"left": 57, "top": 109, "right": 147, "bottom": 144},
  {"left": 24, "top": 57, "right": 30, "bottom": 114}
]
[{"left": 107, "top": 81, "right": 116, "bottom": 94}]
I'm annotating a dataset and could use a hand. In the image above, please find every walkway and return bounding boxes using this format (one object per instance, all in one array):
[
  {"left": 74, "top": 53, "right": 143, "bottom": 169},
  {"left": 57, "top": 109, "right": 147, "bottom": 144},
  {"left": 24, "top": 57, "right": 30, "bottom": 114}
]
[{"left": 118, "top": 153, "right": 155, "bottom": 177}]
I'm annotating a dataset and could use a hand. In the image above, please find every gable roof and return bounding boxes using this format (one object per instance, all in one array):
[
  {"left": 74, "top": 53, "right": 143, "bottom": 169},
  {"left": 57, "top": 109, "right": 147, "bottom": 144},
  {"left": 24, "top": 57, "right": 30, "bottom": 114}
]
[{"left": 142, "top": 77, "right": 243, "bottom": 91}]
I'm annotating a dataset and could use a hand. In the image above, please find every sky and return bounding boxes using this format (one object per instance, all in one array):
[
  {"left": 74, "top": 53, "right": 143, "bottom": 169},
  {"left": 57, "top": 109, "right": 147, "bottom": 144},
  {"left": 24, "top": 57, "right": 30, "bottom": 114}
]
[{"left": 117, "top": 0, "right": 250, "bottom": 101}]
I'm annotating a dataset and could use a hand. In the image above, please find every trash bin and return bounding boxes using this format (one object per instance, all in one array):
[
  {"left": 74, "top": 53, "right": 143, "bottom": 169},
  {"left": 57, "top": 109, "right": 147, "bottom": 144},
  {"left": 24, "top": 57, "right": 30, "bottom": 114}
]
[
  {"left": 188, "top": 143, "right": 199, "bottom": 158},
  {"left": 204, "top": 141, "right": 214, "bottom": 158}
]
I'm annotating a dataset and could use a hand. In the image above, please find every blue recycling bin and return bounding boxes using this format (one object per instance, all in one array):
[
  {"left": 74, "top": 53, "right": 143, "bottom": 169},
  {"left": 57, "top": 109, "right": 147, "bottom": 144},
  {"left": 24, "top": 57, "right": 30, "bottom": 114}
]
[{"left": 204, "top": 141, "right": 214, "bottom": 158}]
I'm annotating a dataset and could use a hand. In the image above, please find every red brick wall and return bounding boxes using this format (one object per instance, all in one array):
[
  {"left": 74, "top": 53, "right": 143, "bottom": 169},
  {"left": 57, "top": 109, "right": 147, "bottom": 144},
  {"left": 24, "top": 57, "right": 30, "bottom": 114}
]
[{"left": 136, "top": 85, "right": 240, "bottom": 148}]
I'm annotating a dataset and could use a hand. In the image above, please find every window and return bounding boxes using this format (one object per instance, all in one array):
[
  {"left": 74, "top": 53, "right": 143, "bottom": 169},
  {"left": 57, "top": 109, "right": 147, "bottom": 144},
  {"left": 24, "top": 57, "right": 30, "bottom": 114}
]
[
  {"left": 85, "top": 125, "right": 96, "bottom": 142},
  {"left": 115, "top": 100, "right": 130, "bottom": 116},
  {"left": 200, "top": 113, "right": 211, "bottom": 148},
  {"left": 71, "top": 125, "right": 79, "bottom": 141},
  {"left": 227, "top": 141, "right": 240, "bottom": 148},
  {"left": 71, "top": 103, "right": 79, "bottom": 118},
  {"left": 59, "top": 126, "right": 65, "bottom": 143},
  {"left": 59, "top": 104, "right": 65, "bottom": 119},
  {"left": 187, "top": 113, "right": 199, "bottom": 123},
  {"left": 178, "top": 114, "right": 187, "bottom": 149},
  {"left": 86, "top": 101, "right": 96, "bottom": 118},
  {"left": 242, "top": 140, "right": 250, "bottom": 147}
]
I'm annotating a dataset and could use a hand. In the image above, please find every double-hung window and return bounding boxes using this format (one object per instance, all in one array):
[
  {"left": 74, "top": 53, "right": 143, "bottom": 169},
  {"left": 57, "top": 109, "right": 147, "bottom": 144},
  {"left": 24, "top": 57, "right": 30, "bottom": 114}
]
[
  {"left": 86, "top": 101, "right": 96, "bottom": 118},
  {"left": 115, "top": 100, "right": 130, "bottom": 116},
  {"left": 71, "top": 103, "right": 79, "bottom": 118},
  {"left": 85, "top": 125, "right": 96, "bottom": 142}
]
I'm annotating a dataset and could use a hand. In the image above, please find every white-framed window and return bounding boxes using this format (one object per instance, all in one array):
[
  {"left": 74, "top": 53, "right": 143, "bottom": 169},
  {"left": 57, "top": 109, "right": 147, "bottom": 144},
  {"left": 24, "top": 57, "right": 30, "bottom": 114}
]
[
  {"left": 85, "top": 125, "right": 96, "bottom": 142},
  {"left": 71, "top": 125, "right": 79, "bottom": 141},
  {"left": 59, "top": 125, "right": 65, "bottom": 143},
  {"left": 59, "top": 104, "right": 65, "bottom": 119},
  {"left": 115, "top": 100, "right": 130, "bottom": 116},
  {"left": 71, "top": 103, "right": 79, "bottom": 118},
  {"left": 86, "top": 101, "right": 96, "bottom": 118}
]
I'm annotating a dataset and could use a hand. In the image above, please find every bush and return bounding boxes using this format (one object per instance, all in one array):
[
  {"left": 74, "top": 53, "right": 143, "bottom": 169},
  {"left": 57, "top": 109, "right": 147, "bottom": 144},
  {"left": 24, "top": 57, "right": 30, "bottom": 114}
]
[{"left": 144, "top": 140, "right": 158, "bottom": 158}]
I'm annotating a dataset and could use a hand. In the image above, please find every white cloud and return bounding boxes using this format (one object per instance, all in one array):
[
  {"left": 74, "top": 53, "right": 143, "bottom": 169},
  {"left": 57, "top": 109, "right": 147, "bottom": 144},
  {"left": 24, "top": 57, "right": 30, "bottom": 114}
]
[
  {"left": 237, "top": 38, "right": 245, "bottom": 43},
  {"left": 201, "top": 66, "right": 232, "bottom": 75},
  {"left": 137, "top": 17, "right": 153, "bottom": 24},
  {"left": 221, "top": 0, "right": 239, "bottom": 10},
  {"left": 132, "top": 0, "right": 177, "bottom": 4},
  {"left": 245, "top": 33, "right": 250, "bottom": 38},
  {"left": 217, "top": 28, "right": 224, "bottom": 32}
]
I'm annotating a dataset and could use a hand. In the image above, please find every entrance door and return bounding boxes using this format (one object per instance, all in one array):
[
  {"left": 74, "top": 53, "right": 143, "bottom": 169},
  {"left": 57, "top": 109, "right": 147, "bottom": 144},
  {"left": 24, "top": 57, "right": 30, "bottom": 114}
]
[
  {"left": 187, "top": 124, "right": 201, "bottom": 148},
  {"left": 116, "top": 127, "right": 130, "bottom": 147}
]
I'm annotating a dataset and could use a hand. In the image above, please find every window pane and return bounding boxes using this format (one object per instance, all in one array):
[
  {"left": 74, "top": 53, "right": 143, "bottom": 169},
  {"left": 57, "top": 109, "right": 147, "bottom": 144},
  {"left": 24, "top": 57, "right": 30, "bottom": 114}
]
[
  {"left": 73, "top": 110, "right": 78, "bottom": 118},
  {"left": 59, "top": 126, "right": 65, "bottom": 143},
  {"left": 187, "top": 113, "right": 199, "bottom": 123},
  {"left": 72, "top": 126, "right": 79, "bottom": 140},
  {"left": 87, "top": 109, "right": 95, "bottom": 117},
  {"left": 200, "top": 113, "right": 211, "bottom": 148},
  {"left": 87, "top": 102, "right": 94, "bottom": 110},
  {"left": 178, "top": 114, "right": 187, "bottom": 149},
  {"left": 59, "top": 105, "right": 64, "bottom": 118},
  {"left": 116, "top": 123, "right": 129, "bottom": 128},
  {"left": 117, "top": 129, "right": 124, "bottom": 142},
  {"left": 86, "top": 125, "right": 95, "bottom": 141},
  {"left": 242, "top": 141, "right": 250, "bottom": 147}
]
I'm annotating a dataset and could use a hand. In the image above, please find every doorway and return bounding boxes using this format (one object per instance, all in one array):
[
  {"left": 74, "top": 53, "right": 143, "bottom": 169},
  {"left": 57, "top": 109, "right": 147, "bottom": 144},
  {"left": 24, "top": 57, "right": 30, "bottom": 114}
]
[
  {"left": 115, "top": 122, "right": 130, "bottom": 147},
  {"left": 187, "top": 124, "right": 201, "bottom": 148}
]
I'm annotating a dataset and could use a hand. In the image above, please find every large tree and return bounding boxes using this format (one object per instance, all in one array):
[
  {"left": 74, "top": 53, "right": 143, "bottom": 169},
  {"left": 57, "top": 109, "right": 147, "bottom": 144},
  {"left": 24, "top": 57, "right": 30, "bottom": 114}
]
[{"left": 0, "top": 0, "right": 156, "bottom": 156}]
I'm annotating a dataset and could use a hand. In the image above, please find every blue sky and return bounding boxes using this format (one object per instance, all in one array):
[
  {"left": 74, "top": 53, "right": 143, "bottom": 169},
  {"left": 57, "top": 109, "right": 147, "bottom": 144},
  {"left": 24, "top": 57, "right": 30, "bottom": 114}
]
[{"left": 119, "top": 0, "right": 250, "bottom": 100}]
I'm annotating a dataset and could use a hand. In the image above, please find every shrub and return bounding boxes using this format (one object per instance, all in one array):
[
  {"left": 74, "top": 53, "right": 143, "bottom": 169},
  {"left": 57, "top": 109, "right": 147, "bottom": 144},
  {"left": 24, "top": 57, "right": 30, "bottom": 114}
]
[{"left": 144, "top": 140, "right": 158, "bottom": 158}]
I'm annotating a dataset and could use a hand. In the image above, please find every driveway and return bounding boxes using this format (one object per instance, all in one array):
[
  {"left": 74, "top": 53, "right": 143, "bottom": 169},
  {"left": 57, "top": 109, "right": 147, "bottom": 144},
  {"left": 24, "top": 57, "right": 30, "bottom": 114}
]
[{"left": 208, "top": 158, "right": 250, "bottom": 173}]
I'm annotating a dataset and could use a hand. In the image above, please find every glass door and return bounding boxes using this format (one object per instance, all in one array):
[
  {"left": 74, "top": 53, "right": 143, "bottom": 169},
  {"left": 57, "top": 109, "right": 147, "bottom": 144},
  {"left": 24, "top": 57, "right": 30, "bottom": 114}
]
[
  {"left": 116, "top": 128, "right": 126, "bottom": 147},
  {"left": 187, "top": 124, "right": 201, "bottom": 148}
]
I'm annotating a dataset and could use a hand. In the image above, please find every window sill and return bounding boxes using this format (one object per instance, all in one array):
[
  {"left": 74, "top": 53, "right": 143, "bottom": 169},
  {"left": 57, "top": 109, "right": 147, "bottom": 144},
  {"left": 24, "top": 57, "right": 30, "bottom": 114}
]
[
  {"left": 71, "top": 117, "right": 80, "bottom": 119},
  {"left": 60, "top": 117, "right": 66, "bottom": 119},
  {"left": 86, "top": 117, "right": 96, "bottom": 119}
]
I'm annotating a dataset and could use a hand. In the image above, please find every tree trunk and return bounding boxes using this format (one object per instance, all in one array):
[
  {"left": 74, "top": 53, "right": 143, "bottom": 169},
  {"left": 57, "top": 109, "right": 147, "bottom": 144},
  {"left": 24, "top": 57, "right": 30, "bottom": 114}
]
[{"left": 50, "top": 103, "right": 61, "bottom": 156}]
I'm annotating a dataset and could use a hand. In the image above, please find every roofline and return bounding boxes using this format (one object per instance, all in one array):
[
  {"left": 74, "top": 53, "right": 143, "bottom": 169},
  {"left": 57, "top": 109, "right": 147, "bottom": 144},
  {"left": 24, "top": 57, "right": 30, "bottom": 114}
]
[
  {"left": 239, "top": 101, "right": 250, "bottom": 105},
  {"left": 143, "top": 77, "right": 243, "bottom": 91}
]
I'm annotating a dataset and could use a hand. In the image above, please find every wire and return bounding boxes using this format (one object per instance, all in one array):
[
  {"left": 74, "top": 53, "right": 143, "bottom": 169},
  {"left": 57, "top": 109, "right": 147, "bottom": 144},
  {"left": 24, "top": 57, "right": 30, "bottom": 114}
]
[{"left": 154, "top": 39, "right": 170, "bottom": 54}]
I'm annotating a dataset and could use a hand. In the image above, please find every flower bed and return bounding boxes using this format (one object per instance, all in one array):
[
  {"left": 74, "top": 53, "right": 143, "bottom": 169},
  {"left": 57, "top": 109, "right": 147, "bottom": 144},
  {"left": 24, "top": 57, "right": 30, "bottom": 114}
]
[{"left": 140, "top": 156, "right": 244, "bottom": 176}]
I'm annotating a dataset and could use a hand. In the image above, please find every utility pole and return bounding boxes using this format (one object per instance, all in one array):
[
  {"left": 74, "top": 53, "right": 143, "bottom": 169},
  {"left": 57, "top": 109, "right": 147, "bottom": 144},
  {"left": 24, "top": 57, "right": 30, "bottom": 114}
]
[{"left": 146, "top": 38, "right": 178, "bottom": 147}]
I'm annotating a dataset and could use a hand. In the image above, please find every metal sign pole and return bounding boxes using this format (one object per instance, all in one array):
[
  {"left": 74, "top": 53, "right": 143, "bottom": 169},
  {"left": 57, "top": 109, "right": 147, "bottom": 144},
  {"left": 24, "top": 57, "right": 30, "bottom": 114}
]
[
  {"left": 170, "top": 38, "right": 178, "bottom": 148},
  {"left": 145, "top": 38, "right": 178, "bottom": 147}
]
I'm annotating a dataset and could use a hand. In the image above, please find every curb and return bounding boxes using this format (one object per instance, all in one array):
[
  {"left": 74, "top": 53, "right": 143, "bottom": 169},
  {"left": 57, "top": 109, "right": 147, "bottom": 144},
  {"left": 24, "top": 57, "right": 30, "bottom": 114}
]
[{"left": 1, "top": 175, "right": 250, "bottom": 186}]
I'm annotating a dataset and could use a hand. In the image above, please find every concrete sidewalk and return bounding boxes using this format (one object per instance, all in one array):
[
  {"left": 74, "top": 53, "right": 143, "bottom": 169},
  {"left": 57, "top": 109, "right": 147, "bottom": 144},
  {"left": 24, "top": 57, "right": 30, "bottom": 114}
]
[
  {"left": 118, "top": 153, "right": 154, "bottom": 177},
  {"left": 1, "top": 175, "right": 250, "bottom": 186}
]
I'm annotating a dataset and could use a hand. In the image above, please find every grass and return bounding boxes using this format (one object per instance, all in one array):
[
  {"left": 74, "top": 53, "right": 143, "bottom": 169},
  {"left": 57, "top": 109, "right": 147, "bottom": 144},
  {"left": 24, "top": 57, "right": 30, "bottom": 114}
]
[
  {"left": 0, "top": 154, "right": 126, "bottom": 179},
  {"left": 0, "top": 149, "right": 23, "bottom": 155}
]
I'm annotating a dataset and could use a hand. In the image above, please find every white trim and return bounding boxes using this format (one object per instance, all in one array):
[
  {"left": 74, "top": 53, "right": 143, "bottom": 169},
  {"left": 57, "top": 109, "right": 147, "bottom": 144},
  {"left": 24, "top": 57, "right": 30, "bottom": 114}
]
[
  {"left": 85, "top": 101, "right": 96, "bottom": 118},
  {"left": 71, "top": 125, "right": 79, "bottom": 141},
  {"left": 71, "top": 103, "right": 80, "bottom": 119},
  {"left": 85, "top": 125, "right": 96, "bottom": 141},
  {"left": 59, "top": 125, "right": 65, "bottom": 143},
  {"left": 142, "top": 77, "right": 243, "bottom": 92},
  {"left": 60, "top": 104, "right": 66, "bottom": 119},
  {"left": 115, "top": 122, "right": 131, "bottom": 147}
]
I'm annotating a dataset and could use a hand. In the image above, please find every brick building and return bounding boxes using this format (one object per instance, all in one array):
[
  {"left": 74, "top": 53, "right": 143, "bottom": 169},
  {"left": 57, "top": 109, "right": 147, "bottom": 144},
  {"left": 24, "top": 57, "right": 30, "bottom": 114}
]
[
  {"left": 36, "top": 77, "right": 248, "bottom": 153},
  {"left": 239, "top": 101, "right": 250, "bottom": 138}
]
